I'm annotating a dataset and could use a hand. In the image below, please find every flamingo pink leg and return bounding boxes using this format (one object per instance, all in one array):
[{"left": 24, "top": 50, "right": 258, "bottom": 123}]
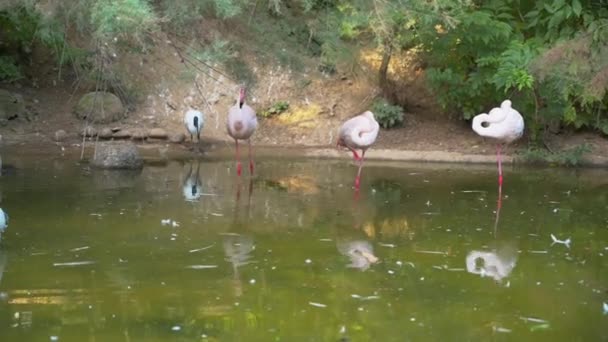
[
  {"left": 355, "top": 150, "right": 366, "bottom": 189},
  {"left": 248, "top": 139, "right": 254, "bottom": 175},
  {"left": 235, "top": 139, "right": 242, "bottom": 176},
  {"left": 348, "top": 147, "right": 361, "bottom": 162},
  {"left": 496, "top": 144, "right": 503, "bottom": 186}
]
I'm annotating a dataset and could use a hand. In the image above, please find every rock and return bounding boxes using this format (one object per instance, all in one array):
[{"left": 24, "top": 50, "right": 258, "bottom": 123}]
[
  {"left": 80, "top": 126, "right": 97, "bottom": 137},
  {"left": 149, "top": 128, "right": 168, "bottom": 139},
  {"left": 111, "top": 127, "right": 121, "bottom": 133},
  {"left": 112, "top": 130, "right": 131, "bottom": 139},
  {"left": 99, "top": 128, "right": 113, "bottom": 139},
  {"left": 54, "top": 129, "right": 67, "bottom": 142},
  {"left": 74, "top": 92, "right": 125, "bottom": 124},
  {"left": 0, "top": 89, "right": 27, "bottom": 126},
  {"left": 168, "top": 133, "right": 185, "bottom": 144},
  {"left": 131, "top": 130, "right": 148, "bottom": 141},
  {"left": 91, "top": 142, "right": 143, "bottom": 169}
]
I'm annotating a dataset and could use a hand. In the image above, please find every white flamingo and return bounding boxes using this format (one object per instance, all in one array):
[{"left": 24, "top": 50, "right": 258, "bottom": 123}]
[
  {"left": 466, "top": 248, "right": 517, "bottom": 283},
  {"left": 337, "top": 111, "right": 380, "bottom": 189},
  {"left": 227, "top": 87, "right": 258, "bottom": 176},
  {"left": 472, "top": 100, "right": 524, "bottom": 186},
  {"left": 337, "top": 240, "right": 379, "bottom": 271},
  {"left": 0, "top": 208, "right": 7, "bottom": 233},
  {"left": 184, "top": 109, "right": 204, "bottom": 143}
]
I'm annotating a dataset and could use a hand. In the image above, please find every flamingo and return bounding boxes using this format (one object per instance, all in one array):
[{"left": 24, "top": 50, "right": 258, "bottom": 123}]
[
  {"left": 472, "top": 100, "right": 524, "bottom": 186},
  {"left": 227, "top": 87, "right": 258, "bottom": 176},
  {"left": 184, "top": 109, "right": 204, "bottom": 143},
  {"left": 182, "top": 162, "right": 202, "bottom": 202},
  {"left": 337, "top": 111, "right": 380, "bottom": 189}
]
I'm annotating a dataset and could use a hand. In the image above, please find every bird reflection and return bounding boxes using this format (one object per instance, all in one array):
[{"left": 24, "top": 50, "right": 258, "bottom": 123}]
[
  {"left": 466, "top": 246, "right": 517, "bottom": 283},
  {"left": 0, "top": 208, "right": 7, "bottom": 239},
  {"left": 0, "top": 250, "right": 7, "bottom": 301},
  {"left": 224, "top": 177, "right": 255, "bottom": 296},
  {"left": 466, "top": 181, "right": 518, "bottom": 283},
  {"left": 337, "top": 240, "right": 378, "bottom": 271},
  {"left": 182, "top": 161, "right": 202, "bottom": 202}
]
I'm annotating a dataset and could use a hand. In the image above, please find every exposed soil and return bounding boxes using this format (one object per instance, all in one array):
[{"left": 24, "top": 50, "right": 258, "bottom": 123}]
[{"left": 1, "top": 40, "right": 607, "bottom": 166}]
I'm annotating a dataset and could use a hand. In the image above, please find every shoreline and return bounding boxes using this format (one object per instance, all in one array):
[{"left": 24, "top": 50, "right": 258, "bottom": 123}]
[{"left": 2, "top": 139, "right": 608, "bottom": 168}]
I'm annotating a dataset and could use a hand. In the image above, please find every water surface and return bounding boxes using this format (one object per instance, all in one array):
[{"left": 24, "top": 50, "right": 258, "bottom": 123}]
[{"left": 0, "top": 154, "right": 607, "bottom": 341}]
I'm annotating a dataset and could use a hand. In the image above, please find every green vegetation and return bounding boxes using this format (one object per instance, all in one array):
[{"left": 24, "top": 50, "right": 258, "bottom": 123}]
[
  {"left": 519, "top": 143, "right": 592, "bottom": 166},
  {"left": 371, "top": 98, "right": 404, "bottom": 129},
  {"left": 0, "top": 0, "right": 606, "bottom": 157},
  {"left": 260, "top": 101, "right": 290, "bottom": 118}
]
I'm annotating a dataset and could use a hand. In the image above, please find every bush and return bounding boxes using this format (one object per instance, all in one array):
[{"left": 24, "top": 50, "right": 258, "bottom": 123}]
[
  {"left": 0, "top": 56, "right": 23, "bottom": 82},
  {"left": 518, "top": 144, "right": 592, "bottom": 167},
  {"left": 371, "top": 98, "right": 404, "bottom": 129},
  {"left": 260, "top": 101, "right": 290, "bottom": 118}
]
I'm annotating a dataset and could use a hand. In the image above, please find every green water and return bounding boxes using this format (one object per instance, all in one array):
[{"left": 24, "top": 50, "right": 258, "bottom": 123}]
[{"left": 0, "top": 154, "right": 607, "bottom": 341}]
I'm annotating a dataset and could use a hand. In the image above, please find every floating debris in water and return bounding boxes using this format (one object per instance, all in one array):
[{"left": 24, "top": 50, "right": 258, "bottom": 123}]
[
  {"left": 161, "top": 219, "right": 180, "bottom": 227},
  {"left": 529, "top": 250, "right": 548, "bottom": 254},
  {"left": 249, "top": 279, "right": 256, "bottom": 284},
  {"left": 305, "top": 259, "right": 312, "bottom": 264},
  {"left": 209, "top": 212, "right": 223, "bottom": 217},
  {"left": 189, "top": 244, "right": 215, "bottom": 253},
  {"left": 460, "top": 190, "right": 486, "bottom": 193},
  {"left": 530, "top": 323, "right": 550, "bottom": 331},
  {"left": 520, "top": 316, "right": 548, "bottom": 324},
  {"left": 171, "top": 325, "right": 181, "bottom": 331},
  {"left": 185, "top": 265, "right": 218, "bottom": 269},
  {"left": 421, "top": 212, "right": 440, "bottom": 216},
  {"left": 493, "top": 326, "right": 512, "bottom": 333},
  {"left": 53, "top": 261, "right": 95, "bottom": 267},
  {"left": 89, "top": 213, "right": 102, "bottom": 217},
  {"left": 378, "top": 243, "right": 395, "bottom": 248},
  {"left": 309, "top": 302, "right": 326, "bottom": 308},
  {"left": 69, "top": 246, "right": 90, "bottom": 252},
  {"left": 351, "top": 294, "right": 380, "bottom": 300},
  {"left": 415, "top": 250, "right": 447, "bottom": 255},
  {"left": 318, "top": 238, "right": 332, "bottom": 242},
  {"left": 50, "top": 336, "right": 59, "bottom": 341},
  {"left": 550, "top": 234, "right": 571, "bottom": 248}
]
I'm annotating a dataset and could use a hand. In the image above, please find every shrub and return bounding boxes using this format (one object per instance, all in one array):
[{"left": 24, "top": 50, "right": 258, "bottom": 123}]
[
  {"left": 371, "top": 98, "right": 404, "bottom": 129},
  {"left": 260, "top": 101, "right": 290, "bottom": 118},
  {"left": 518, "top": 144, "right": 592, "bottom": 167}
]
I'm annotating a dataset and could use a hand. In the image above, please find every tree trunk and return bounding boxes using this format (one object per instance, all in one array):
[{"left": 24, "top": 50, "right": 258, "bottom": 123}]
[{"left": 379, "top": 43, "right": 392, "bottom": 88}]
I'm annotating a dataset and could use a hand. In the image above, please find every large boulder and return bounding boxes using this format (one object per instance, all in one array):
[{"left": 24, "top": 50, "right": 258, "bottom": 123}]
[
  {"left": 92, "top": 142, "right": 143, "bottom": 169},
  {"left": 74, "top": 92, "right": 125, "bottom": 124},
  {"left": 0, "top": 89, "right": 27, "bottom": 126}
]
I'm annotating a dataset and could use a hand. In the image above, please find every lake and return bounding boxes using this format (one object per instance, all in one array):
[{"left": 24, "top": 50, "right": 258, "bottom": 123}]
[{"left": 0, "top": 150, "right": 606, "bottom": 341}]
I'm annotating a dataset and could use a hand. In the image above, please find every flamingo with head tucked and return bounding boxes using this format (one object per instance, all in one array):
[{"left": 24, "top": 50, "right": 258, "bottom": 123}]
[
  {"left": 337, "top": 111, "right": 380, "bottom": 189},
  {"left": 227, "top": 87, "right": 258, "bottom": 176},
  {"left": 184, "top": 109, "right": 204, "bottom": 143},
  {"left": 472, "top": 100, "right": 524, "bottom": 186}
]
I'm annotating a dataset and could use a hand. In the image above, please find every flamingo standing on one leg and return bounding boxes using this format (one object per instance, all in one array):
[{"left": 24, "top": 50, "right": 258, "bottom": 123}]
[
  {"left": 337, "top": 111, "right": 380, "bottom": 190},
  {"left": 184, "top": 109, "right": 204, "bottom": 143},
  {"left": 472, "top": 100, "right": 524, "bottom": 186},
  {"left": 227, "top": 87, "right": 258, "bottom": 176}
]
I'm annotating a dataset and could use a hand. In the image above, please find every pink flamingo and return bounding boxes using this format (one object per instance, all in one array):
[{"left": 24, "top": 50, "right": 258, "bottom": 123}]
[
  {"left": 337, "top": 111, "right": 380, "bottom": 189},
  {"left": 227, "top": 87, "right": 258, "bottom": 176},
  {"left": 472, "top": 100, "right": 524, "bottom": 186}
]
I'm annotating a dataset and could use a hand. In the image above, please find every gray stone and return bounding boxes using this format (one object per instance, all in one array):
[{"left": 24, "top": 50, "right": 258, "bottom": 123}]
[
  {"left": 54, "top": 129, "right": 67, "bottom": 142},
  {"left": 80, "top": 126, "right": 97, "bottom": 137},
  {"left": 113, "top": 130, "right": 131, "bottom": 139},
  {"left": 131, "top": 130, "right": 148, "bottom": 141},
  {"left": 74, "top": 92, "right": 125, "bottom": 124},
  {"left": 99, "top": 128, "right": 113, "bottom": 139},
  {"left": 168, "top": 133, "right": 185, "bottom": 143},
  {"left": 91, "top": 142, "right": 143, "bottom": 169},
  {"left": 149, "top": 128, "right": 168, "bottom": 139},
  {"left": 0, "top": 89, "right": 26, "bottom": 125}
]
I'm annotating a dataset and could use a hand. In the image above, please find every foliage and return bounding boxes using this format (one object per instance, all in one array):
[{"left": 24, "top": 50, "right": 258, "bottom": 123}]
[
  {"left": 0, "top": 56, "right": 23, "bottom": 82},
  {"left": 371, "top": 98, "right": 404, "bottom": 129},
  {"left": 260, "top": 101, "right": 290, "bottom": 118},
  {"left": 518, "top": 143, "right": 592, "bottom": 166}
]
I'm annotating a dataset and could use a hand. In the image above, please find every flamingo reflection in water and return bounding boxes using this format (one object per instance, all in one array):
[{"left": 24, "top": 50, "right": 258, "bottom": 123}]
[
  {"left": 223, "top": 177, "right": 255, "bottom": 296},
  {"left": 337, "top": 240, "right": 379, "bottom": 271},
  {"left": 466, "top": 182, "right": 517, "bottom": 283}
]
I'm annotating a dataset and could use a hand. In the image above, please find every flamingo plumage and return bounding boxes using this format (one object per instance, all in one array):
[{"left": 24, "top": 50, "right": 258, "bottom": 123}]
[
  {"left": 337, "top": 111, "right": 380, "bottom": 189},
  {"left": 472, "top": 100, "right": 524, "bottom": 186},
  {"left": 184, "top": 109, "right": 204, "bottom": 142},
  {"left": 227, "top": 87, "right": 258, "bottom": 176}
]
